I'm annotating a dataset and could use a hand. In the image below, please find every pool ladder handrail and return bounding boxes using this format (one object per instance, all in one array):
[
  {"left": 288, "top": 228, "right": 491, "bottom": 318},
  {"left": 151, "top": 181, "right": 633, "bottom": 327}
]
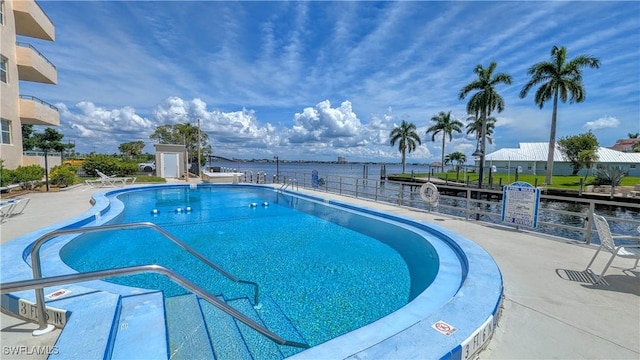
[
  {"left": 279, "top": 178, "right": 298, "bottom": 191},
  {"left": 0, "top": 264, "right": 310, "bottom": 349},
  {"left": 28, "top": 222, "right": 260, "bottom": 334}
]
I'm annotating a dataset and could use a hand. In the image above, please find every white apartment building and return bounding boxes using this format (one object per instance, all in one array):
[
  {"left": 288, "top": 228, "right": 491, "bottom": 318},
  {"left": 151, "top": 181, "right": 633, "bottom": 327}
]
[{"left": 0, "top": 0, "right": 58, "bottom": 169}]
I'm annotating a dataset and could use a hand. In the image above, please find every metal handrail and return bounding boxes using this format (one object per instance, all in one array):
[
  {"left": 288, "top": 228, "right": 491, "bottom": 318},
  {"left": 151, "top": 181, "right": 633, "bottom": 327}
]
[
  {"left": 0, "top": 264, "right": 309, "bottom": 349},
  {"left": 29, "top": 222, "right": 259, "bottom": 333}
]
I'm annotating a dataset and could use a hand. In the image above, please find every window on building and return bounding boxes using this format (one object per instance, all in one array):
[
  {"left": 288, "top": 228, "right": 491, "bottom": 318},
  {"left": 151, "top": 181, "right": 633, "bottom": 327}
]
[
  {"left": 0, "top": 119, "right": 10, "bottom": 144},
  {"left": 0, "top": 1, "right": 5, "bottom": 25},
  {"left": 631, "top": 164, "right": 637, "bottom": 169},
  {"left": 0, "top": 56, "right": 7, "bottom": 83}
]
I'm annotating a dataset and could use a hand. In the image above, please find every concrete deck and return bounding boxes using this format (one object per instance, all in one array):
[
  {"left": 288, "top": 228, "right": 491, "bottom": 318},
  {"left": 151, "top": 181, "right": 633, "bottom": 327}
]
[{"left": 1, "top": 183, "right": 638, "bottom": 359}]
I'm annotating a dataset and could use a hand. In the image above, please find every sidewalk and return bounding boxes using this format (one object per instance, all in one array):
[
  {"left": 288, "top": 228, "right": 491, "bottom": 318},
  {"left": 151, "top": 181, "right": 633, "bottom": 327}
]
[{"left": 1, "top": 184, "right": 638, "bottom": 359}]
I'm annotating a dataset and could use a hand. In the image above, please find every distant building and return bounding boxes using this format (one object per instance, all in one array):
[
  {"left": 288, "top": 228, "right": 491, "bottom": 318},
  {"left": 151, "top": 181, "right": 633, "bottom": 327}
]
[
  {"left": 337, "top": 156, "right": 346, "bottom": 163},
  {"left": 0, "top": 0, "right": 59, "bottom": 169},
  {"left": 608, "top": 138, "right": 640, "bottom": 152},
  {"left": 479, "top": 142, "right": 640, "bottom": 177}
]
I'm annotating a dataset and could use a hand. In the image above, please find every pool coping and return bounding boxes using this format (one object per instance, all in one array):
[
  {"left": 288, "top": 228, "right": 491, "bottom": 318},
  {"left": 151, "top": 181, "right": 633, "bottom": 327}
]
[{"left": 0, "top": 184, "right": 503, "bottom": 360}]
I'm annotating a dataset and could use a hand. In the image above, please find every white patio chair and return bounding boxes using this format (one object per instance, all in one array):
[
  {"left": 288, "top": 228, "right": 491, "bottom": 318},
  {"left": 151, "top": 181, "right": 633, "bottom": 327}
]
[
  {"left": 96, "top": 170, "right": 137, "bottom": 186},
  {"left": 6, "top": 198, "right": 30, "bottom": 216},
  {"left": 0, "top": 202, "right": 16, "bottom": 222},
  {"left": 585, "top": 214, "right": 640, "bottom": 284}
]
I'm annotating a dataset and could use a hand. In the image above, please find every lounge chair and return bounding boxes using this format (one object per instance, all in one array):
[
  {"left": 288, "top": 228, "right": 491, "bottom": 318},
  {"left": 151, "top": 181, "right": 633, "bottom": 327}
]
[
  {"left": 0, "top": 197, "right": 30, "bottom": 222},
  {"left": 0, "top": 202, "right": 16, "bottom": 222},
  {"left": 585, "top": 214, "right": 640, "bottom": 284},
  {"left": 91, "top": 170, "right": 137, "bottom": 187}
]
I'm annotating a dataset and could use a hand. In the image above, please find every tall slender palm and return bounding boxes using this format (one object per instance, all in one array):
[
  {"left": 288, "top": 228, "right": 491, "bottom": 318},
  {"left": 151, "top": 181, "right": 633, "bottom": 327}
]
[
  {"left": 466, "top": 115, "right": 497, "bottom": 145},
  {"left": 459, "top": 62, "right": 512, "bottom": 187},
  {"left": 519, "top": 45, "right": 600, "bottom": 185},
  {"left": 426, "top": 111, "right": 463, "bottom": 172},
  {"left": 389, "top": 120, "right": 422, "bottom": 174}
]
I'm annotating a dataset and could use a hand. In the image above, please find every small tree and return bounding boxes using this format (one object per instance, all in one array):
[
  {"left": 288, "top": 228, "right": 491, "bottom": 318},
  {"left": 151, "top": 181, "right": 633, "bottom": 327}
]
[
  {"left": 557, "top": 131, "right": 599, "bottom": 176},
  {"left": 31, "top": 128, "right": 67, "bottom": 191},
  {"left": 119, "top": 141, "right": 145, "bottom": 159},
  {"left": 150, "top": 123, "right": 210, "bottom": 165}
]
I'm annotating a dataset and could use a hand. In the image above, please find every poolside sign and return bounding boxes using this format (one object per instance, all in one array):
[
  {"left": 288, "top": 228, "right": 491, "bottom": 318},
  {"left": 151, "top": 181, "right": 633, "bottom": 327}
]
[
  {"left": 432, "top": 320, "right": 457, "bottom": 336},
  {"left": 501, "top": 181, "right": 540, "bottom": 228}
]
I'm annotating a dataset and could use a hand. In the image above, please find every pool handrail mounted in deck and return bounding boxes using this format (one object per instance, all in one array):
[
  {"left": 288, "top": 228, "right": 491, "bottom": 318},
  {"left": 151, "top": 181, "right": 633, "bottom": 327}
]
[
  {"left": 27, "top": 222, "right": 260, "bottom": 334},
  {"left": 0, "top": 264, "right": 310, "bottom": 349}
]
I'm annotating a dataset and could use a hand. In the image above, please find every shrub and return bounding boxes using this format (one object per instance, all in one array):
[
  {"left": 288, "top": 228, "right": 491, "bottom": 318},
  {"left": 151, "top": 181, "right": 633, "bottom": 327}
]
[
  {"left": 50, "top": 163, "right": 77, "bottom": 187},
  {"left": 0, "top": 160, "right": 14, "bottom": 187},
  {"left": 13, "top": 165, "right": 45, "bottom": 190},
  {"left": 82, "top": 154, "right": 138, "bottom": 177},
  {"left": 592, "top": 167, "right": 625, "bottom": 186}
]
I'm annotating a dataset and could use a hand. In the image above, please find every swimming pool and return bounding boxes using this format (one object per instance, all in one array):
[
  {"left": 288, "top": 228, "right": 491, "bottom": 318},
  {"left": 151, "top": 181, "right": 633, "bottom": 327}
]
[
  {"left": 0, "top": 184, "right": 503, "bottom": 359},
  {"left": 60, "top": 186, "right": 450, "bottom": 347}
]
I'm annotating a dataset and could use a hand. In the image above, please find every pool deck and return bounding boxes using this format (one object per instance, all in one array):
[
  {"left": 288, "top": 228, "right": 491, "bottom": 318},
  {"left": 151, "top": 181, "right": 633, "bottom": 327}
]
[{"left": 0, "top": 182, "right": 638, "bottom": 359}]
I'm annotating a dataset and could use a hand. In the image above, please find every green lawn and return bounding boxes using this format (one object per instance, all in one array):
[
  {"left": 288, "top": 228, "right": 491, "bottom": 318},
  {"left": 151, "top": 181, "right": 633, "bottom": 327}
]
[{"left": 394, "top": 172, "right": 639, "bottom": 190}]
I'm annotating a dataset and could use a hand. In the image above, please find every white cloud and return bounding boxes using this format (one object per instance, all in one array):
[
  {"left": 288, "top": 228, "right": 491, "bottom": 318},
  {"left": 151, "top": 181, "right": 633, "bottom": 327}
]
[
  {"left": 583, "top": 116, "right": 620, "bottom": 130},
  {"left": 289, "top": 100, "right": 362, "bottom": 143}
]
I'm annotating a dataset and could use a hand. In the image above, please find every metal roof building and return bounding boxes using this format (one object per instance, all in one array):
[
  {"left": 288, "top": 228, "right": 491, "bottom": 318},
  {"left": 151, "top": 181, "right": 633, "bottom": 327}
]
[{"left": 479, "top": 143, "right": 640, "bottom": 177}]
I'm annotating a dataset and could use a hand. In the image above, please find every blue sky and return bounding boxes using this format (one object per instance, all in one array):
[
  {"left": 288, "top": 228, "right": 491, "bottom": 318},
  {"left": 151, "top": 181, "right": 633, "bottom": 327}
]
[{"left": 22, "top": 1, "right": 640, "bottom": 163}]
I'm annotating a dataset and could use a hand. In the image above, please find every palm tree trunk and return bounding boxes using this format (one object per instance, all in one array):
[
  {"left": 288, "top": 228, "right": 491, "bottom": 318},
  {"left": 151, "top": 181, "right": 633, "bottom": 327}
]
[
  {"left": 402, "top": 149, "right": 406, "bottom": 174},
  {"left": 546, "top": 92, "right": 559, "bottom": 185},
  {"left": 441, "top": 136, "right": 446, "bottom": 173}
]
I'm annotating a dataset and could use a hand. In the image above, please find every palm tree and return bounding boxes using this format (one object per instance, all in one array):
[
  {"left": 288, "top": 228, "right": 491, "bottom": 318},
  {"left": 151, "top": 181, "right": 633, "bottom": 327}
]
[
  {"left": 389, "top": 120, "right": 422, "bottom": 174},
  {"left": 459, "top": 62, "right": 512, "bottom": 188},
  {"left": 444, "top": 151, "right": 467, "bottom": 179},
  {"left": 426, "top": 111, "right": 463, "bottom": 172},
  {"left": 466, "top": 115, "right": 497, "bottom": 145},
  {"left": 628, "top": 133, "right": 639, "bottom": 139},
  {"left": 519, "top": 45, "right": 600, "bottom": 185}
]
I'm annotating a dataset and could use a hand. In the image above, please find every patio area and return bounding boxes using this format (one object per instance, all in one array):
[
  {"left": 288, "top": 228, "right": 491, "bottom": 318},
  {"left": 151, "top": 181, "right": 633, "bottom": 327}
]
[{"left": 0, "top": 183, "right": 638, "bottom": 359}]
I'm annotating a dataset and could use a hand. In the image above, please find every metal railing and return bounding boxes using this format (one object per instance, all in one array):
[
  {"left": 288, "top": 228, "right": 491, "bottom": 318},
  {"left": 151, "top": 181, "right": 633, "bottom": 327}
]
[
  {"left": 279, "top": 178, "right": 298, "bottom": 191},
  {"left": 29, "top": 222, "right": 260, "bottom": 333},
  {"left": 16, "top": 41, "right": 57, "bottom": 69},
  {"left": 272, "top": 171, "right": 640, "bottom": 243},
  {"left": 19, "top": 95, "right": 58, "bottom": 111},
  {"left": 0, "top": 264, "right": 309, "bottom": 349}
]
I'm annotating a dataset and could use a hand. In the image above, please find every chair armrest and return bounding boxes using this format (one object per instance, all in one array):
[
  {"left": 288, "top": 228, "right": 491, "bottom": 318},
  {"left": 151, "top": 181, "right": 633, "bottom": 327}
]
[{"left": 613, "top": 235, "right": 640, "bottom": 242}]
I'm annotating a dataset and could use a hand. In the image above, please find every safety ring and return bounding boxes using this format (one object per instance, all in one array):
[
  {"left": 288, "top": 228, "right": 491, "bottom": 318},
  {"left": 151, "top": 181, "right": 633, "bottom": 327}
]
[{"left": 419, "top": 182, "right": 439, "bottom": 205}]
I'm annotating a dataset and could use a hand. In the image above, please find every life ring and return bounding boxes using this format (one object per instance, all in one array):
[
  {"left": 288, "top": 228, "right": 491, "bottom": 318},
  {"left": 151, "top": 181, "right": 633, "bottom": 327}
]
[{"left": 420, "top": 182, "right": 439, "bottom": 205}]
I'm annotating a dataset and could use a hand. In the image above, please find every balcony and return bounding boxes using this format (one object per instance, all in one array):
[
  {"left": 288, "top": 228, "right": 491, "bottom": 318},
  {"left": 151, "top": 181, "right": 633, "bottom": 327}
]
[
  {"left": 13, "top": 0, "right": 55, "bottom": 41},
  {"left": 19, "top": 95, "right": 60, "bottom": 126},
  {"left": 16, "top": 42, "right": 57, "bottom": 84}
]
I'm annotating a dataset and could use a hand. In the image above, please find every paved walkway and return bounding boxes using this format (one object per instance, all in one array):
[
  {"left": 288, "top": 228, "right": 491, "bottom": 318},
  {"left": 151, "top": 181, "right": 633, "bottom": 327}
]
[{"left": 1, "top": 183, "right": 638, "bottom": 359}]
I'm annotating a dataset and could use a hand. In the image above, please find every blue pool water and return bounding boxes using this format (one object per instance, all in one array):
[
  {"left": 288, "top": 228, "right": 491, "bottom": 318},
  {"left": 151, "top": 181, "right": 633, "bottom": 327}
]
[{"left": 60, "top": 186, "right": 442, "bottom": 346}]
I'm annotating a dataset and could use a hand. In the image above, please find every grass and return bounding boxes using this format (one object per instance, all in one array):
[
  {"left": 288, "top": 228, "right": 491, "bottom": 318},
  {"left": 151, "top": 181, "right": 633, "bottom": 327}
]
[{"left": 394, "top": 171, "right": 640, "bottom": 190}]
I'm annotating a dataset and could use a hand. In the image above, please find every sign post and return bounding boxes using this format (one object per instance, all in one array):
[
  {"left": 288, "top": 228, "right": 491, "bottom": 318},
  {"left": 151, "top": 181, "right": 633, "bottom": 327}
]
[{"left": 501, "top": 181, "right": 540, "bottom": 229}]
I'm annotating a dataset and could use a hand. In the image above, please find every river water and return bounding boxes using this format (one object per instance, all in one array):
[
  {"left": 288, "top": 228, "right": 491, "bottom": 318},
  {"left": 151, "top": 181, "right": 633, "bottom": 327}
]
[{"left": 208, "top": 161, "right": 640, "bottom": 242}]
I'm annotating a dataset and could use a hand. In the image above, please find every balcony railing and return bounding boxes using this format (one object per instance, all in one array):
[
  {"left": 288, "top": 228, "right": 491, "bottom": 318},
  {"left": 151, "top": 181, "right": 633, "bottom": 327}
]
[
  {"left": 19, "top": 95, "right": 59, "bottom": 126},
  {"left": 16, "top": 42, "right": 57, "bottom": 69},
  {"left": 19, "top": 95, "right": 58, "bottom": 111}
]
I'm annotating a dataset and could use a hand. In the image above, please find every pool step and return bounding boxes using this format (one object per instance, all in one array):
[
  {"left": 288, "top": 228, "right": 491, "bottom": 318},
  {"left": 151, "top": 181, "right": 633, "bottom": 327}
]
[
  {"left": 251, "top": 295, "right": 307, "bottom": 358},
  {"left": 165, "top": 294, "right": 215, "bottom": 360},
  {"left": 49, "top": 291, "right": 120, "bottom": 360},
  {"left": 111, "top": 291, "right": 167, "bottom": 360},
  {"left": 163, "top": 293, "right": 308, "bottom": 360},
  {"left": 199, "top": 296, "right": 252, "bottom": 360},
  {"left": 225, "top": 297, "right": 283, "bottom": 359}
]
